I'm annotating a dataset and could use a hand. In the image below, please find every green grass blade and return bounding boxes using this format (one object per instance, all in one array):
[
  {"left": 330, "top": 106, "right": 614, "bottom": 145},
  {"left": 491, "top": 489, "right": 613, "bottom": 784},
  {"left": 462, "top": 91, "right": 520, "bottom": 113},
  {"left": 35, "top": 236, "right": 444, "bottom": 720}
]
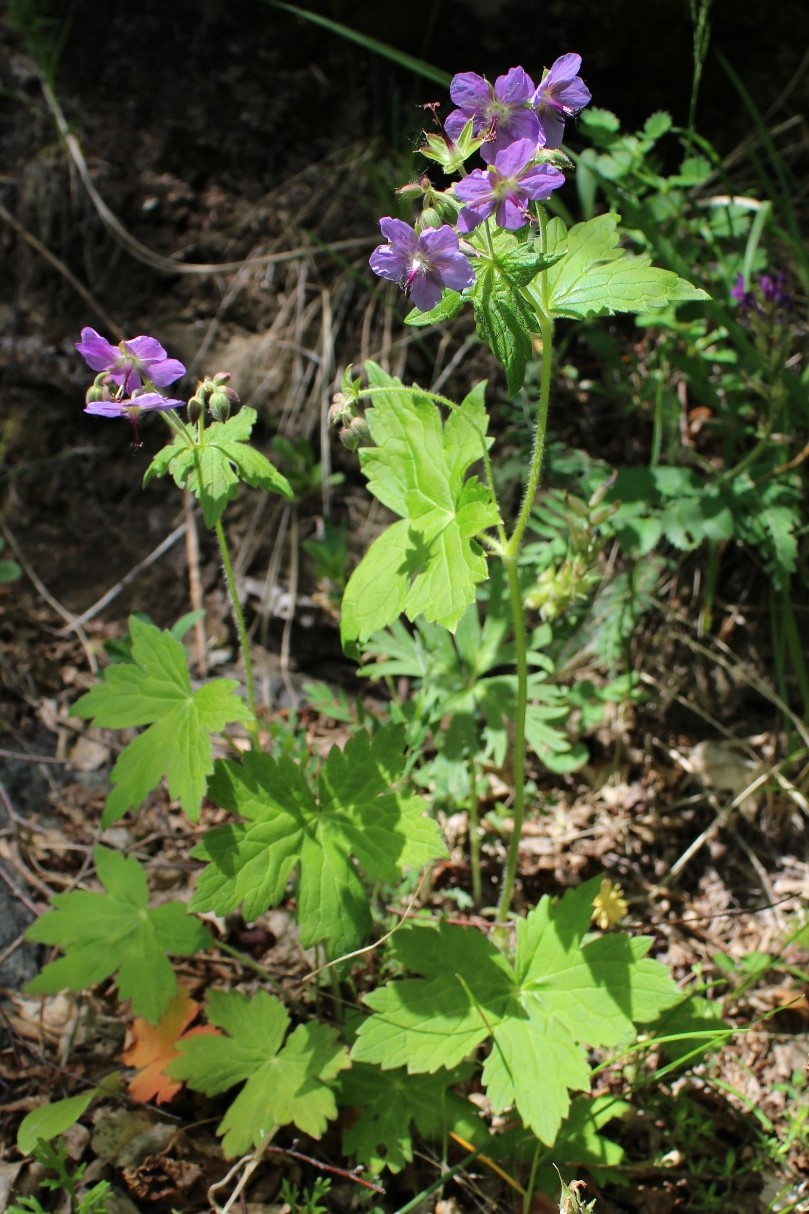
[{"left": 259, "top": 1, "right": 450, "bottom": 87}]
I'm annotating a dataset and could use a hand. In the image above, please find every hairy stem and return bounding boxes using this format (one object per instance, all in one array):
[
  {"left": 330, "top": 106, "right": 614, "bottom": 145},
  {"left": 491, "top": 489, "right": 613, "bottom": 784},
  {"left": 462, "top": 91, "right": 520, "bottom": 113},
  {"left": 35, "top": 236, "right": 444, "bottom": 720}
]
[
  {"left": 467, "top": 753, "right": 482, "bottom": 910},
  {"left": 495, "top": 299, "right": 555, "bottom": 924},
  {"left": 215, "top": 518, "right": 261, "bottom": 750}
]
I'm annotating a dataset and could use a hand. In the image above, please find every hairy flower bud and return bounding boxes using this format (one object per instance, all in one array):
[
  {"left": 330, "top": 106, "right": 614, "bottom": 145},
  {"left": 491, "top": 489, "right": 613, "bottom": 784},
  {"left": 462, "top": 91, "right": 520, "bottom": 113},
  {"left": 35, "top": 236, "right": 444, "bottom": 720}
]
[
  {"left": 328, "top": 392, "right": 355, "bottom": 429},
  {"left": 187, "top": 395, "right": 204, "bottom": 424},
  {"left": 339, "top": 414, "right": 370, "bottom": 452},
  {"left": 396, "top": 179, "right": 428, "bottom": 201},
  {"left": 209, "top": 390, "right": 231, "bottom": 422}
]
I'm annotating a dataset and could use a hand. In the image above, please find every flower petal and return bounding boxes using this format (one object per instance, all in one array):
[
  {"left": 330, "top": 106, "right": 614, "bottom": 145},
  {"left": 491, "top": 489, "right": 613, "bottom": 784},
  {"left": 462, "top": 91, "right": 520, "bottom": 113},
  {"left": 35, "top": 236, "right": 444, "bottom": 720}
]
[
  {"left": 378, "top": 217, "right": 419, "bottom": 257},
  {"left": 148, "top": 358, "right": 186, "bottom": 386},
  {"left": 408, "top": 275, "right": 442, "bottom": 313},
  {"left": 449, "top": 71, "right": 491, "bottom": 114},
  {"left": 124, "top": 335, "right": 168, "bottom": 364},
  {"left": 493, "top": 138, "right": 536, "bottom": 178},
  {"left": 369, "top": 243, "right": 409, "bottom": 283},
  {"left": 493, "top": 66, "right": 535, "bottom": 106},
  {"left": 519, "top": 163, "right": 566, "bottom": 200},
  {"left": 75, "top": 327, "right": 120, "bottom": 372},
  {"left": 456, "top": 202, "right": 493, "bottom": 234}
]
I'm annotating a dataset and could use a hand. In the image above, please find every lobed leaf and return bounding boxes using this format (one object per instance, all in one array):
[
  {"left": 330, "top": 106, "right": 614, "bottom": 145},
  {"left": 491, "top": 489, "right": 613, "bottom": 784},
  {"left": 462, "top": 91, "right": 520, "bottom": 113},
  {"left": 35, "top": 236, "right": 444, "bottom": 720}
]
[
  {"left": 352, "top": 879, "right": 681, "bottom": 1145},
  {"left": 168, "top": 989, "right": 349, "bottom": 1157},
  {"left": 144, "top": 407, "right": 293, "bottom": 527},
  {"left": 341, "top": 365, "right": 499, "bottom": 645},
  {"left": 191, "top": 724, "right": 446, "bottom": 959},
  {"left": 533, "top": 213, "right": 710, "bottom": 320},
  {"left": 73, "top": 615, "right": 252, "bottom": 824},
  {"left": 24, "top": 846, "right": 210, "bottom": 1023}
]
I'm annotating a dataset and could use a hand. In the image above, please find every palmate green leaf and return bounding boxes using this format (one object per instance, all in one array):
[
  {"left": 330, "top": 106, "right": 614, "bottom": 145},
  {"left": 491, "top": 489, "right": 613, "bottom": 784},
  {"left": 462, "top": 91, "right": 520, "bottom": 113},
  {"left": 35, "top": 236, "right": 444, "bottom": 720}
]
[
  {"left": 352, "top": 920, "right": 515, "bottom": 1072},
  {"left": 352, "top": 879, "right": 680, "bottom": 1145},
  {"left": 168, "top": 989, "right": 349, "bottom": 1157},
  {"left": 24, "top": 846, "right": 210, "bottom": 1023},
  {"left": 190, "top": 724, "right": 446, "bottom": 959},
  {"left": 485, "top": 1007, "right": 591, "bottom": 1145},
  {"left": 144, "top": 407, "right": 293, "bottom": 527},
  {"left": 341, "top": 364, "right": 499, "bottom": 646},
  {"left": 340, "top": 1062, "right": 474, "bottom": 1174},
  {"left": 530, "top": 213, "right": 710, "bottom": 320},
  {"left": 73, "top": 616, "right": 252, "bottom": 825},
  {"left": 471, "top": 260, "right": 534, "bottom": 395}
]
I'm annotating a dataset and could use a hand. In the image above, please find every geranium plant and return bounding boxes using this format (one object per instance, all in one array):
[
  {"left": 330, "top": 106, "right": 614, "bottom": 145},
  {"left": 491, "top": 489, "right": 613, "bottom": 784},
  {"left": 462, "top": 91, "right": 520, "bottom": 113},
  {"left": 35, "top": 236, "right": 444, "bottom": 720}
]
[{"left": 18, "top": 53, "right": 720, "bottom": 1209}]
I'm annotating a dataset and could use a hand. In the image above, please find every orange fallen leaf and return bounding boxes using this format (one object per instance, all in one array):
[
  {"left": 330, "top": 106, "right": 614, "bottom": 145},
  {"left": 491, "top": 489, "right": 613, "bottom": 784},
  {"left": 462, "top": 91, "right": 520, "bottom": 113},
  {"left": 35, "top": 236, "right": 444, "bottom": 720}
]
[{"left": 122, "top": 987, "right": 220, "bottom": 1105}]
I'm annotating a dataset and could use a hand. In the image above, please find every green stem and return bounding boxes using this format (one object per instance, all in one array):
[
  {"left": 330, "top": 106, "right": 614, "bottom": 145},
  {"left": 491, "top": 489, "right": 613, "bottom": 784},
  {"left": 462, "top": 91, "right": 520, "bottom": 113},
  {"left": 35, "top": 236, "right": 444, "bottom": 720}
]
[
  {"left": 467, "top": 753, "right": 482, "bottom": 910},
  {"left": 506, "top": 308, "right": 554, "bottom": 559},
  {"left": 778, "top": 584, "right": 809, "bottom": 722},
  {"left": 214, "top": 518, "right": 261, "bottom": 750},
  {"left": 495, "top": 298, "right": 556, "bottom": 925},
  {"left": 394, "top": 1152, "right": 481, "bottom": 1214},
  {"left": 495, "top": 554, "right": 529, "bottom": 927}
]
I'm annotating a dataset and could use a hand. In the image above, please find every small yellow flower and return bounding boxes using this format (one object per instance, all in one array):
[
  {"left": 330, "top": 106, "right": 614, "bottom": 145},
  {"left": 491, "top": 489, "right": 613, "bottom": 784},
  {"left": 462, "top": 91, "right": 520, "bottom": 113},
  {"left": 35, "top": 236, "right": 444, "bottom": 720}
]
[{"left": 591, "top": 877, "right": 628, "bottom": 929}]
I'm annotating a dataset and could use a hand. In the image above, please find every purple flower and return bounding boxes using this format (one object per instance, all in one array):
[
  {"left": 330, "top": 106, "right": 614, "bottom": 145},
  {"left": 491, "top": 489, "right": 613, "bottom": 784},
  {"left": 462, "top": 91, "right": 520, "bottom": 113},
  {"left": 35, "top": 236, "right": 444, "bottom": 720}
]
[
  {"left": 76, "top": 327, "right": 186, "bottom": 395},
  {"left": 369, "top": 218, "right": 475, "bottom": 312},
  {"left": 730, "top": 274, "right": 757, "bottom": 311},
  {"left": 731, "top": 270, "right": 792, "bottom": 315},
  {"left": 445, "top": 67, "right": 541, "bottom": 164},
  {"left": 532, "top": 54, "right": 591, "bottom": 149},
  {"left": 455, "top": 140, "right": 566, "bottom": 234},
  {"left": 758, "top": 270, "right": 791, "bottom": 307},
  {"left": 85, "top": 390, "right": 185, "bottom": 447}
]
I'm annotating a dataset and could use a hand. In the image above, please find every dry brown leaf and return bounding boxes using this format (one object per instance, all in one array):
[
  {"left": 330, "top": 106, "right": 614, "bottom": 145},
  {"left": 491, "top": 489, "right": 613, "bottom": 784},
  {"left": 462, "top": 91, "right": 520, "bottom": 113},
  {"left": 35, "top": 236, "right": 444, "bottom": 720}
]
[{"left": 121, "top": 986, "right": 219, "bottom": 1105}]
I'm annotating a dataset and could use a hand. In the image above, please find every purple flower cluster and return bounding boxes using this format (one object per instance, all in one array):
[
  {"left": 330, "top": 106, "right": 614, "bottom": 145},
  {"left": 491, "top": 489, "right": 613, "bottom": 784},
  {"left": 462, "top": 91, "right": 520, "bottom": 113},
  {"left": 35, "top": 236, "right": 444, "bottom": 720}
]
[
  {"left": 76, "top": 327, "right": 186, "bottom": 446},
  {"left": 76, "top": 328, "right": 185, "bottom": 395},
  {"left": 455, "top": 139, "right": 565, "bottom": 234},
  {"left": 369, "top": 56, "right": 590, "bottom": 311},
  {"left": 446, "top": 56, "right": 591, "bottom": 162},
  {"left": 731, "top": 270, "right": 791, "bottom": 315}
]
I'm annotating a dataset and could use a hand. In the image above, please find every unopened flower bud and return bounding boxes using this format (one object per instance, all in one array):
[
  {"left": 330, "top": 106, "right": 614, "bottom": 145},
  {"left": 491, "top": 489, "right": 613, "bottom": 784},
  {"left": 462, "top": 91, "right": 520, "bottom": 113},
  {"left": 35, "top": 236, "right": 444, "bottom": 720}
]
[
  {"left": 209, "top": 390, "right": 231, "bottom": 422},
  {"left": 212, "top": 371, "right": 232, "bottom": 385},
  {"left": 85, "top": 383, "right": 106, "bottom": 404},
  {"left": 339, "top": 414, "right": 370, "bottom": 451},
  {"left": 396, "top": 179, "right": 427, "bottom": 200},
  {"left": 418, "top": 207, "right": 442, "bottom": 230},
  {"left": 329, "top": 392, "right": 354, "bottom": 429},
  {"left": 187, "top": 395, "right": 203, "bottom": 424}
]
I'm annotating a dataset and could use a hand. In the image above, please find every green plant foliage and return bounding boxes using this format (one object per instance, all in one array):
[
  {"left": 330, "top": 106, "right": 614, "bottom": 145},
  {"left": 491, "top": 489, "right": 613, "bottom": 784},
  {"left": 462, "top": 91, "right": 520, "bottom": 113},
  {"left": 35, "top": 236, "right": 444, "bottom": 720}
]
[
  {"left": 339, "top": 1062, "right": 474, "bottom": 1174},
  {"left": 0, "top": 536, "right": 22, "bottom": 583},
  {"left": 352, "top": 879, "right": 681, "bottom": 1145},
  {"left": 167, "top": 989, "right": 349, "bottom": 1157},
  {"left": 362, "top": 570, "right": 587, "bottom": 779},
  {"left": 73, "top": 615, "right": 252, "bottom": 824},
  {"left": 604, "top": 467, "right": 801, "bottom": 583},
  {"left": 102, "top": 609, "right": 205, "bottom": 663},
  {"left": 471, "top": 228, "right": 569, "bottom": 392},
  {"left": 190, "top": 724, "right": 446, "bottom": 959},
  {"left": 8, "top": 1136, "right": 112, "bottom": 1214},
  {"left": 531, "top": 213, "right": 710, "bottom": 321},
  {"left": 144, "top": 406, "right": 293, "bottom": 528},
  {"left": 17, "top": 1091, "right": 100, "bottom": 1156},
  {"left": 340, "top": 364, "right": 500, "bottom": 646},
  {"left": 24, "top": 847, "right": 210, "bottom": 1022}
]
